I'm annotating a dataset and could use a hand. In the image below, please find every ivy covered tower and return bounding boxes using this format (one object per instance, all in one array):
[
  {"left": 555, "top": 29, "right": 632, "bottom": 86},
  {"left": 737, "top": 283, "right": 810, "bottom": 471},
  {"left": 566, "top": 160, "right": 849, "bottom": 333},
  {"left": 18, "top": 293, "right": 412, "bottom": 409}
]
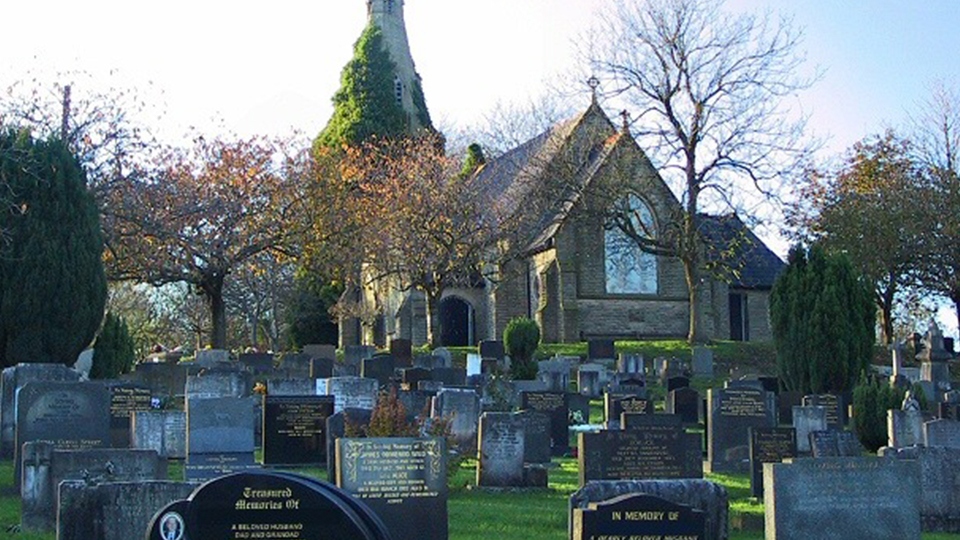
[{"left": 316, "top": 0, "right": 433, "bottom": 148}]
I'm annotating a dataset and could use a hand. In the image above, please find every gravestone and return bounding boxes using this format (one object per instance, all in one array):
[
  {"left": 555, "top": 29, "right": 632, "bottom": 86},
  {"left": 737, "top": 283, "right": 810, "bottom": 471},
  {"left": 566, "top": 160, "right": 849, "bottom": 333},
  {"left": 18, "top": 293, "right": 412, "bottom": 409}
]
[
  {"left": 479, "top": 340, "right": 505, "bottom": 361},
  {"left": 667, "top": 387, "right": 701, "bottom": 424},
  {"left": 520, "top": 391, "right": 569, "bottom": 455},
  {"left": 573, "top": 493, "right": 705, "bottom": 540},
  {"left": 924, "top": 418, "right": 960, "bottom": 449},
  {"left": 880, "top": 445, "right": 960, "bottom": 532},
  {"left": 145, "top": 471, "right": 390, "bottom": 540},
  {"left": 325, "top": 408, "right": 373, "bottom": 481},
  {"left": 477, "top": 412, "right": 526, "bottom": 487},
  {"left": 667, "top": 376, "right": 690, "bottom": 392},
  {"left": 262, "top": 395, "right": 335, "bottom": 465},
  {"left": 401, "top": 367, "right": 432, "bottom": 390},
  {"left": 279, "top": 352, "right": 314, "bottom": 378},
  {"left": 764, "top": 457, "right": 920, "bottom": 540},
  {"left": 808, "top": 430, "right": 863, "bottom": 458},
  {"left": 432, "top": 347, "right": 453, "bottom": 368},
  {"left": 337, "top": 438, "right": 447, "bottom": 540},
  {"left": 621, "top": 413, "right": 683, "bottom": 430},
  {"left": 390, "top": 338, "right": 413, "bottom": 367},
  {"left": 14, "top": 381, "right": 110, "bottom": 489},
  {"left": 466, "top": 353, "right": 482, "bottom": 376},
  {"left": 21, "top": 442, "right": 166, "bottom": 531},
  {"left": 538, "top": 359, "right": 572, "bottom": 392},
  {"left": 398, "top": 389, "right": 433, "bottom": 417},
  {"left": 194, "top": 349, "right": 229, "bottom": 367},
  {"left": 185, "top": 397, "right": 258, "bottom": 481},
  {"left": 658, "top": 358, "right": 684, "bottom": 384},
  {"left": 577, "top": 364, "right": 603, "bottom": 398},
  {"left": 516, "top": 410, "right": 551, "bottom": 464},
  {"left": 569, "top": 479, "right": 728, "bottom": 540},
  {"left": 568, "top": 393, "right": 592, "bottom": 428},
  {"left": 791, "top": 405, "right": 827, "bottom": 453},
  {"left": 361, "top": 355, "right": 395, "bottom": 387},
  {"left": 132, "top": 410, "right": 186, "bottom": 459},
  {"left": 587, "top": 339, "right": 616, "bottom": 361},
  {"left": 321, "top": 376, "right": 378, "bottom": 412},
  {"left": 343, "top": 345, "right": 374, "bottom": 376},
  {"left": 59, "top": 481, "right": 196, "bottom": 540},
  {"left": 692, "top": 346, "right": 714, "bottom": 378},
  {"left": 303, "top": 343, "right": 337, "bottom": 361},
  {"left": 127, "top": 362, "right": 187, "bottom": 402},
  {"left": 414, "top": 354, "right": 442, "bottom": 370},
  {"left": 185, "top": 369, "right": 251, "bottom": 399},
  {"left": 802, "top": 394, "right": 843, "bottom": 428},
  {"left": 310, "top": 357, "right": 334, "bottom": 379},
  {"left": 432, "top": 388, "right": 481, "bottom": 450},
  {"left": 238, "top": 353, "right": 275, "bottom": 374},
  {"left": 748, "top": 427, "right": 796, "bottom": 498},
  {"left": 265, "top": 377, "right": 316, "bottom": 396},
  {"left": 106, "top": 382, "right": 152, "bottom": 448},
  {"left": 1, "top": 363, "right": 81, "bottom": 458},
  {"left": 889, "top": 409, "right": 924, "bottom": 448},
  {"left": 431, "top": 367, "right": 466, "bottom": 387},
  {"left": 777, "top": 391, "right": 803, "bottom": 426},
  {"left": 617, "top": 353, "right": 644, "bottom": 375},
  {"left": 604, "top": 394, "right": 652, "bottom": 429},
  {"left": 707, "top": 387, "right": 776, "bottom": 473},
  {"left": 578, "top": 427, "right": 702, "bottom": 485}
]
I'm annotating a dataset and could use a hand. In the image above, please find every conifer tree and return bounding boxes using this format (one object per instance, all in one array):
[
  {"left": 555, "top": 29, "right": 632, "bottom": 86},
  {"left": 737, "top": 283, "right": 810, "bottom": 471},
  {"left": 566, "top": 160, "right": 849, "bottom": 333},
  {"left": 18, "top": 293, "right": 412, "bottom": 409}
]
[
  {"left": 91, "top": 312, "right": 135, "bottom": 379},
  {"left": 770, "top": 244, "right": 875, "bottom": 393},
  {"left": 0, "top": 130, "right": 107, "bottom": 367}
]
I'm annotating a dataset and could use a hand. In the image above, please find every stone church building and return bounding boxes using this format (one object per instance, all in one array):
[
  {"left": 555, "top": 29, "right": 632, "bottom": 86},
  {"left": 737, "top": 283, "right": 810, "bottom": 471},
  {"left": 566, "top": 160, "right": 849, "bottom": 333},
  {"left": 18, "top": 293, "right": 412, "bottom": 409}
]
[{"left": 340, "top": 0, "right": 784, "bottom": 347}]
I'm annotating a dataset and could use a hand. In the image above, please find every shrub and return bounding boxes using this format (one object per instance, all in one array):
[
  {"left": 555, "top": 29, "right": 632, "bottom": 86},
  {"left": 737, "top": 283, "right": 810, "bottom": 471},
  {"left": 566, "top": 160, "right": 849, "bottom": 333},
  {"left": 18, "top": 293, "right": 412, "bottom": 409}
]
[
  {"left": 505, "top": 317, "right": 541, "bottom": 380},
  {"left": 852, "top": 372, "right": 904, "bottom": 452}
]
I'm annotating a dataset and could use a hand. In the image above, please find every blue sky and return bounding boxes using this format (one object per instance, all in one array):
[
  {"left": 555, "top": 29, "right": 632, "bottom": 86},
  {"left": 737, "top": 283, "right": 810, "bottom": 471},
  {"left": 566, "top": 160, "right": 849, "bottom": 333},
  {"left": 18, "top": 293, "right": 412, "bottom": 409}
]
[{"left": 3, "top": 0, "right": 960, "bottom": 334}]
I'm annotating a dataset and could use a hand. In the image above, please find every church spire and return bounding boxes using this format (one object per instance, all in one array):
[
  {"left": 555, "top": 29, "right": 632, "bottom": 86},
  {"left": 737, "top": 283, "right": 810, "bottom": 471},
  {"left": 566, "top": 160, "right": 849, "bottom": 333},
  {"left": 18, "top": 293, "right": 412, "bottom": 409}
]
[{"left": 365, "top": 0, "right": 432, "bottom": 132}]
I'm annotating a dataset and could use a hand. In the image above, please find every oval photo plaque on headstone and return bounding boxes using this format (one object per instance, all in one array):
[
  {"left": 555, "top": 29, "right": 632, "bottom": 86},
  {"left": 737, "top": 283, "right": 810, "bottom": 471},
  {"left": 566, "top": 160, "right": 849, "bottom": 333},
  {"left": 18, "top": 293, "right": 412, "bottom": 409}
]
[{"left": 146, "top": 471, "right": 392, "bottom": 540}]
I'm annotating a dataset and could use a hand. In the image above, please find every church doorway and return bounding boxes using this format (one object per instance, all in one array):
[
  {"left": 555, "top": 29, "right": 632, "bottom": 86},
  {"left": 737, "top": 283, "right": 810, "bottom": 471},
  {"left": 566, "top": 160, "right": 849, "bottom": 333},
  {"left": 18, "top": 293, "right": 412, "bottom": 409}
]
[{"left": 438, "top": 296, "right": 473, "bottom": 346}]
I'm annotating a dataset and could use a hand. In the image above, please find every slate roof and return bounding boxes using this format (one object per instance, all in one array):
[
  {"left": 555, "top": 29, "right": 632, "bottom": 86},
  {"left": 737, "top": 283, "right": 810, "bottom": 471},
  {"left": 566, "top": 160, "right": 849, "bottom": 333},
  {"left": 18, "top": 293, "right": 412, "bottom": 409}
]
[{"left": 699, "top": 214, "right": 785, "bottom": 290}]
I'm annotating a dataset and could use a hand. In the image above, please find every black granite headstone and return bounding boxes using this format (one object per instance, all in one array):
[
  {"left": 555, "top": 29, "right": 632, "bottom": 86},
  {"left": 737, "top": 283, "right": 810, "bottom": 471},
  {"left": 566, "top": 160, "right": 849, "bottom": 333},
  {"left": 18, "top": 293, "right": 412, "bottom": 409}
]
[
  {"left": 667, "top": 386, "right": 701, "bottom": 424},
  {"left": 777, "top": 391, "right": 803, "bottom": 425},
  {"left": 238, "top": 353, "right": 275, "bottom": 374},
  {"left": 361, "top": 355, "right": 395, "bottom": 387},
  {"left": 802, "top": 394, "right": 843, "bottom": 428},
  {"left": 707, "top": 387, "right": 776, "bottom": 473},
  {"left": 262, "top": 395, "right": 335, "bottom": 465},
  {"left": 578, "top": 428, "right": 703, "bottom": 485},
  {"left": 587, "top": 339, "right": 616, "bottom": 360},
  {"left": 310, "top": 357, "right": 334, "bottom": 379},
  {"left": 479, "top": 340, "right": 505, "bottom": 361},
  {"left": 389, "top": 338, "right": 413, "bottom": 368},
  {"left": 604, "top": 394, "right": 652, "bottom": 427},
  {"left": 520, "top": 391, "right": 569, "bottom": 456},
  {"left": 667, "top": 376, "right": 690, "bottom": 392},
  {"left": 146, "top": 471, "right": 390, "bottom": 540},
  {"left": 748, "top": 427, "right": 796, "bottom": 498},
  {"left": 573, "top": 493, "right": 706, "bottom": 540},
  {"left": 106, "top": 382, "right": 152, "bottom": 448}
]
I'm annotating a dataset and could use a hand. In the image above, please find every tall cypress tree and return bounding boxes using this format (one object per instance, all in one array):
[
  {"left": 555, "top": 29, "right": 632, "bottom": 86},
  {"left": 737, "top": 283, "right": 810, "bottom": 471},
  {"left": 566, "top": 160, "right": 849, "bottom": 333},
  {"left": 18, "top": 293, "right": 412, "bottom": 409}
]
[
  {"left": 315, "top": 24, "right": 409, "bottom": 149},
  {"left": 0, "top": 130, "right": 107, "bottom": 367},
  {"left": 91, "top": 312, "right": 135, "bottom": 379},
  {"left": 770, "top": 244, "right": 875, "bottom": 393}
]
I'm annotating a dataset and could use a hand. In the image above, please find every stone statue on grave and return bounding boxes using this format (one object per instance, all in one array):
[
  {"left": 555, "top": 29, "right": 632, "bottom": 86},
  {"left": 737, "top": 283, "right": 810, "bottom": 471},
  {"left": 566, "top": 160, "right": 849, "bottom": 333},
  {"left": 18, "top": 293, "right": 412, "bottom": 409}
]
[{"left": 901, "top": 390, "right": 920, "bottom": 412}]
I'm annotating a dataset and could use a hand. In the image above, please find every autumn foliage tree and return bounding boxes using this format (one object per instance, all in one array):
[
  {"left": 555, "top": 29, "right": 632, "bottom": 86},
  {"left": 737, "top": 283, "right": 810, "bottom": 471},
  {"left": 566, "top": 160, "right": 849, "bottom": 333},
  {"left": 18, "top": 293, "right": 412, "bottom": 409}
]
[
  {"left": 791, "top": 132, "right": 930, "bottom": 344},
  {"left": 102, "top": 135, "right": 305, "bottom": 349},
  {"left": 310, "top": 135, "right": 510, "bottom": 347}
]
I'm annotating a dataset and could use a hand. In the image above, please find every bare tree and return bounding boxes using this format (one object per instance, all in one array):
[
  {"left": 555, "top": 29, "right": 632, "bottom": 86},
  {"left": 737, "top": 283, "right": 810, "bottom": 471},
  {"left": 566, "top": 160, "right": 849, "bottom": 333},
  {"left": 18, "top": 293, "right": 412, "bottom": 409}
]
[
  {"left": 910, "top": 81, "right": 960, "bottom": 328},
  {"left": 581, "top": 0, "right": 816, "bottom": 342}
]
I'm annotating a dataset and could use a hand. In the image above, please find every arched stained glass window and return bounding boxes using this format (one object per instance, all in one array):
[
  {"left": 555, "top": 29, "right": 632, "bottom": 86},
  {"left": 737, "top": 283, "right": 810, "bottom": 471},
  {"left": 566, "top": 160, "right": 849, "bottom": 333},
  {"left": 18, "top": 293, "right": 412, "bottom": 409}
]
[{"left": 605, "top": 194, "right": 657, "bottom": 294}]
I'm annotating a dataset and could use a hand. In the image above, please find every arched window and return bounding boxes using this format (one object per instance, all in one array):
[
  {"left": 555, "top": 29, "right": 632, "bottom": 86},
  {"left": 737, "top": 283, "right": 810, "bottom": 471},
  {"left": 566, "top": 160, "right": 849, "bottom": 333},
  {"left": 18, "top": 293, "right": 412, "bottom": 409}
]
[{"left": 605, "top": 194, "right": 657, "bottom": 294}]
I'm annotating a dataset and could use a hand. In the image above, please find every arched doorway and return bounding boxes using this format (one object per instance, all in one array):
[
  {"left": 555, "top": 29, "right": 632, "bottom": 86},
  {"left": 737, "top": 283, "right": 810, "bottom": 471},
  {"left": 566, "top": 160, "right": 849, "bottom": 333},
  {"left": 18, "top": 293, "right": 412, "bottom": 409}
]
[{"left": 438, "top": 296, "right": 472, "bottom": 346}]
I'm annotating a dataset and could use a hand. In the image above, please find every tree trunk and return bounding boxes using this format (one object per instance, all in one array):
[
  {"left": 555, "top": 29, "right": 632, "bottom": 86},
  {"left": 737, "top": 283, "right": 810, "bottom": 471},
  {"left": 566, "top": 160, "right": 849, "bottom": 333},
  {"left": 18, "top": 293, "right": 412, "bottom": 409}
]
[
  {"left": 201, "top": 273, "right": 227, "bottom": 349},
  {"left": 878, "top": 283, "right": 896, "bottom": 346},
  {"left": 424, "top": 288, "right": 442, "bottom": 349},
  {"left": 683, "top": 258, "right": 707, "bottom": 344},
  {"left": 683, "top": 184, "right": 706, "bottom": 344}
]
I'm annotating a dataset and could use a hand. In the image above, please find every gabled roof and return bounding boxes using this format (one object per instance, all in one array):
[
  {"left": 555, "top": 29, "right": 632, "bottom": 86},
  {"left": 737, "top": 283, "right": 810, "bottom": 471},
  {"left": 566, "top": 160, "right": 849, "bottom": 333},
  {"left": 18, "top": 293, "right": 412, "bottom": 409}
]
[
  {"left": 700, "top": 214, "right": 785, "bottom": 290},
  {"left": 475, "top": 103, "right": 785, "bottom": 289}
]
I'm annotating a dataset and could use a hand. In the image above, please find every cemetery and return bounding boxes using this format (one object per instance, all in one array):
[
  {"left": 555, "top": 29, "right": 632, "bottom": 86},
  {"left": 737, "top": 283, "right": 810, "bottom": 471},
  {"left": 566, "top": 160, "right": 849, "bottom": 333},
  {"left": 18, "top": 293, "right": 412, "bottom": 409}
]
[
  {"left": 0, "top": 331, "right": 957, "bottom": 539},
  {"left": 1, "top": 0, "right": 959, "bottom": 538}
]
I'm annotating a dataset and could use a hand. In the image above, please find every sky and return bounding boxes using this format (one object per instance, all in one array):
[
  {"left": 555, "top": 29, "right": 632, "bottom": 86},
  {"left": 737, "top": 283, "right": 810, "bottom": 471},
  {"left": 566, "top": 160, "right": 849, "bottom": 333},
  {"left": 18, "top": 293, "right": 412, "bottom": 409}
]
[{"left": 3, "top": 0, "right": 960, "bottom": 334}]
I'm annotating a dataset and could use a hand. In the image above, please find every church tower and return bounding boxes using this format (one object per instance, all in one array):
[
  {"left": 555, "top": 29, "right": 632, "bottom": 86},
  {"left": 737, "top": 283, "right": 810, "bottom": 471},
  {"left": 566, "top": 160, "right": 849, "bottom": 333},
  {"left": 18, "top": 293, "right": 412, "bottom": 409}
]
[{"left": 366, "top": 0, "right": 431, "bottom": 131}]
